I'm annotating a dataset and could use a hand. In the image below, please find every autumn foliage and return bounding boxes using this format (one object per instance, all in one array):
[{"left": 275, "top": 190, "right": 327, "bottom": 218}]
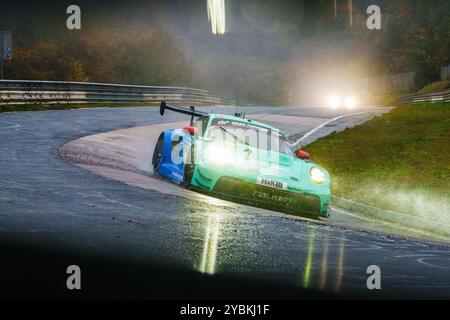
[{"left": 3, "top": 21, "right": 194, "bottom": 86}]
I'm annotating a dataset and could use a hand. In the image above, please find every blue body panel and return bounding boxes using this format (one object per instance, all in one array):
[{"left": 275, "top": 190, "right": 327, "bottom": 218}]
[{"left": 156, "top": 129, "right": 191, "bottom": 184}]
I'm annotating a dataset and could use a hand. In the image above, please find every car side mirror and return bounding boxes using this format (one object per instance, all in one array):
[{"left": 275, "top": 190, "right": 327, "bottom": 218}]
[
  {"left": 296, "top": 150, "right": 310, "bottom": 159},
  {"left": 183, "top": 126, "right": 198, "bottom": 135}
]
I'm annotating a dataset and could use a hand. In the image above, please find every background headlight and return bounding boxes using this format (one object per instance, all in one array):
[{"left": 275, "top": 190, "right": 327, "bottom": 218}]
[
  {"left": 344, "top": 96, "right": 357, "bottom": 109},
  {"left": 327, "top": 95, "right": 341, "bottom": 109},
  {"left": 310, "top": 167, "right": 325, "bottom": 184}
]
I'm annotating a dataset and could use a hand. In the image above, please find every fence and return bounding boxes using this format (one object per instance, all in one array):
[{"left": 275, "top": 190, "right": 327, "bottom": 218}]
[{"left": 0, "top": 80, "right": 237, "bottom": 106}]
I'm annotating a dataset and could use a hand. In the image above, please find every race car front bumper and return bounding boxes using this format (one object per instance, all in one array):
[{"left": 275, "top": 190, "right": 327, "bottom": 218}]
[{"left": 209, "top": 176, "right": 328, "bottom": 218}]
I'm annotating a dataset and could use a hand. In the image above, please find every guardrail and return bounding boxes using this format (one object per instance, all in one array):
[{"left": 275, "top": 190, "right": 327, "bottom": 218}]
[
  {"left": 0, "top": 80, "right": 237, "bottom": 106},
  {"left": 397, "top": 89, "right": 450, "bottom": 104}
]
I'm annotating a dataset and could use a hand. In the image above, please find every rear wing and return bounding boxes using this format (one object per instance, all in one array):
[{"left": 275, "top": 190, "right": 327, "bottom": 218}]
[{"left": 160, "top": 101, "right": 207, "bottom": 125}]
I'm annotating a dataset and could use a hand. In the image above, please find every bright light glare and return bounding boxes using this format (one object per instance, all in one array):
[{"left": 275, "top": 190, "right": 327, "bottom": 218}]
[
  {"left": 207, "top": 0, "right": 226, "bottom": 35},
  {"left": 204, "top": 144, "right": 233, "bottom": 164},
  {"left": 198, "top": 214, "right": 221, "bottom": 274},
  {"left": 327, "top": 95, "right": 341, "bottom": 109},
  {"left": 310, "top": 167, "right": 325, "bottom": 184},
  {"left": 344, "top": 96, "right": 357, "bottom": 109}
]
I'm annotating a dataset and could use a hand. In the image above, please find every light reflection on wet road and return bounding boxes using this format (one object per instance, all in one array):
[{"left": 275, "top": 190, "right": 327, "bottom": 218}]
[
  {"left": 169, "top": 196, "right": 450, "bottom": 298},
  {"left": 0, "top": 106, "right": 449, "bottom": 299}
]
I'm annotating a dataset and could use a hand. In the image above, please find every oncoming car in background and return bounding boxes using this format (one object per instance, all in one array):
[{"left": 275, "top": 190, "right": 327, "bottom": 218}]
[
  {"left": 324, "top": 82, "right": 360, "bottom": 109},
  {"left": 152, "top": 102, "right": 331, "bottom": 218},
  {"left": 326, "top": 93, "right": 358, "bottom": 109}
]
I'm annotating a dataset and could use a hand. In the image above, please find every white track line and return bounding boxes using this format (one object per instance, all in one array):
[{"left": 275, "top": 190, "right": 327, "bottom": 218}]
[
  {"left": 0, "top": 123, "right": 21, "bottom": 130},
  {"left": 291, "top": 111, "right": 369, "bottom": 147}
]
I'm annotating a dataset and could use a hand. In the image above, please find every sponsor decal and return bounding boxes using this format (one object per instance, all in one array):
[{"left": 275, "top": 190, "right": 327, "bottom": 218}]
[
  {"left": 172, "top": 171, "right": 184, "bottom": 180},
  {"left": 253, "top": 191, "right": 292, "bottom": 204},
  {"left": 257, "top": 177, "right": 288, "bottom": 190}
]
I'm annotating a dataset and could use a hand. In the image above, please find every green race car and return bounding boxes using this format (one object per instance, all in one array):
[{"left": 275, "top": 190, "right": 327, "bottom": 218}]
[{"left": 152, "top": 102, "right": 331, "bottom": 218}]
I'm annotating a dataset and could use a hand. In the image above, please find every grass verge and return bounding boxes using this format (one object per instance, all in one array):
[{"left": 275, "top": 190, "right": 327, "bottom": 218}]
[
  {"left": 361, "top": 93, "right": 405, "bottom": 107},
  {"left": 418, "top": 80, "right": 450, "bottom": 94},
  {"left": 304, "top": 102, "right": 450, "bottom": 235}
]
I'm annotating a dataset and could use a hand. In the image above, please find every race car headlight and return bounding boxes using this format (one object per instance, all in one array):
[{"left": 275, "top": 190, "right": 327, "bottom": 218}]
[
  {"left": 310, "top": 167, "right": 325, "bottom": 184},
  {"left": 204, "top": 144, "right": 234, "bottom": 165}
]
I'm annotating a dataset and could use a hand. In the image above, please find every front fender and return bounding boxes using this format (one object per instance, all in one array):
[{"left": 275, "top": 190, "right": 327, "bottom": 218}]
[{"left": 157, "top": 129, "right": 192, "bottom": 183}]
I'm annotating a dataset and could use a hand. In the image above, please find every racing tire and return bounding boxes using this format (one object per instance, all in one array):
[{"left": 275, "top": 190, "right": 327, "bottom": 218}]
[
  {"left": 183, "top": 145, "right": 195, "bottom": 185},
  {"left": 152, "top": 133, "right": 165, "bottom": 175}
]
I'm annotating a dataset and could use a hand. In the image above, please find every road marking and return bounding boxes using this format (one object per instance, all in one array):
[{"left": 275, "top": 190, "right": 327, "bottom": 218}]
[
  {"left": 0, "top": 123, "right": 21, "bottom": 130},
  {"left": 291, "top": 111, "right": 370, "bottom": 147}
]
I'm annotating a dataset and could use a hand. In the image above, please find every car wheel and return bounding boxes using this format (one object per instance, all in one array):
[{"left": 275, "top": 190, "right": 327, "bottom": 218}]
[{"left": 152, "top": 133, "right": 164, "bottom": 174}]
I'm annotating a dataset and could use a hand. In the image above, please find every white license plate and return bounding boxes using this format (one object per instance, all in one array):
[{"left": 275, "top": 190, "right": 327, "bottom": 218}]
[{"left": 257, "top": 177, "right": 288, "bottom": 190}]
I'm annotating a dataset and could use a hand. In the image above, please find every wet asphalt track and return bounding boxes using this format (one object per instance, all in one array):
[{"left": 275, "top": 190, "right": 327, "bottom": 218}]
[{"left": 0, "top": 106, "right": 450, "bottom": 299}]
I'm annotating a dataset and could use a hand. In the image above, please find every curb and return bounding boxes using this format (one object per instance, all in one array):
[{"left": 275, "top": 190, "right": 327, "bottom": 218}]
[{"left": 331, "top": 196, "right": 450, "bottom": 240}]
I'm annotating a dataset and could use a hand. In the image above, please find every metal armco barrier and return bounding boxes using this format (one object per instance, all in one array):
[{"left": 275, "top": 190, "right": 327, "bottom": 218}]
[
  {"left": 0, "top": 80, "right": 237, "bottom": 106},
  {"left": 397, "top": 89, "right": 450, "bottom": 104}
]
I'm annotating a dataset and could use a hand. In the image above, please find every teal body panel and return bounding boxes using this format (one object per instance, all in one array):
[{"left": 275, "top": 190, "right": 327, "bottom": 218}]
[{"left": 186, "top": 114, "right": 331, "bottom": 216}]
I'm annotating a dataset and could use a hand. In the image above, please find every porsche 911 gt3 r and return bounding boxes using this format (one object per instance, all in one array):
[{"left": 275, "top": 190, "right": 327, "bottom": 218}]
[{"left": 152, "top": 102, "right": 331, "bottom": 217}]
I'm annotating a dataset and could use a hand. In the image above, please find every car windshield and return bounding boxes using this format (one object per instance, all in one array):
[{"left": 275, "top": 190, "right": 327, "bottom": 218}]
[
  {"left": 194, "top": 116, "right": 210, "bottom": 137},
  {"left": 207, "top": 118, "right": 294, "bottom": 157}
]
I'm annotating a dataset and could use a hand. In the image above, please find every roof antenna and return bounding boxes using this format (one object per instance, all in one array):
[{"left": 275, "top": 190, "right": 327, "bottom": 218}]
[{"left": 235, "top": 91, "right": 239, "bottom": 116}]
